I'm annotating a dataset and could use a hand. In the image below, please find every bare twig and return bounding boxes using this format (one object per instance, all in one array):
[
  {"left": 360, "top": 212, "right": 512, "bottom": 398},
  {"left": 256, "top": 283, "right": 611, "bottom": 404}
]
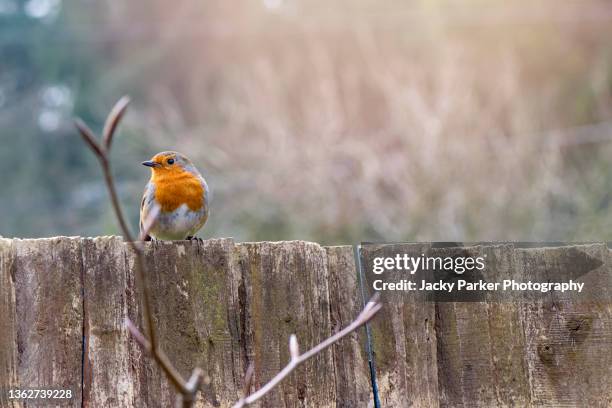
[
  {"left": 289, "top": 335, "right": 299, "bottom": 360},
  {"left": 75, "top": 97, "right": 195, "bottom": 402},
  {"left": 125, "top": 317, "right": 188, "bottom": 393},
  {"left": 74, "top": 119, "right": 104, "bottom": 158},
  {"left": 178, "top": 368, "right": 206, "bottom": 408},
  {"left": 75, "top": 111, "right": 133, "bottom": 243},
  {"left": 234, "top": 363, "right": 254, "bottom": 407},
  {"left": 125, "top": 317, "right": 149, "bottom": 348},
  {"left": 243, "top": 364, "right": 255, "bottom": 397},
  {"left": 232, "top": 293, "right": 382, "bottom": 408},
  {"left": 103, "top": 95, "right": 130, "bottom": 150}
]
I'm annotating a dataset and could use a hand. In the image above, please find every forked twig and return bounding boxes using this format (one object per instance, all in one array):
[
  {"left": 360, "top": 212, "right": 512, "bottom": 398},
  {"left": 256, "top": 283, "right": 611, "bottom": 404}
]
[
  {"left": 103, "top": 95, "right": 130, "bottom": 150},
  {"left": 74, "top": 98, "right": 202, "bottom": 404},
  {"left": 233, "top": 293, "right": 382, "bottom": 408},
  {"left": 75, "top": 97, "right": 383, "bottom": 407}
]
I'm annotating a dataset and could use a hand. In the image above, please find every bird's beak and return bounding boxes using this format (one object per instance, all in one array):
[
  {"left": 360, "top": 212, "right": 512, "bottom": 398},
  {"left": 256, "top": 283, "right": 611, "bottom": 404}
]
[{"left": 142, "top": 161, "right": 160, "bottom": 168}]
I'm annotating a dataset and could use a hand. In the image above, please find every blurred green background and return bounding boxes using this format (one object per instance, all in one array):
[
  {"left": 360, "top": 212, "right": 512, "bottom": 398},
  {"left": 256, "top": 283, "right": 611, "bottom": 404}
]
[{"left": 2, "top": 0, "right": 612, "bottom": 244}]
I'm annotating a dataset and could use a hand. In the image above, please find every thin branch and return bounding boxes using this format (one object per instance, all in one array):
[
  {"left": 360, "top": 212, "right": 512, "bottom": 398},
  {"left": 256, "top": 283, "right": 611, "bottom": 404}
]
[
  {"left": 74, "top": 119, "right": 104, "bottom": 158},
  {"left": 185, "top": 368, "right": 205, "bottom": 393},
  {"left": 75, "top": 99, "right": 134, "bottom": 242},
  {"left": 234, "top": 363, "right": 254, "bottom": 408},
  {"left": 75, "top": 101, "right": 156, "bottom": 347},
  {"left": 100, "top": 157, "right": 135, "bottom": 242},
  {"left": 243, "top": 364, "right": 255, "bottom": 397},
  {"left": 75, "top": 96, "right": 197, "bottom": 404},
  {"left": 232, "top": 293, "right": 382, "bottom": 407},
  {"left": 125, "top": 318, "right": 189, "bottom": 393},
  {"left": 289, "top": 335, "right": 299, "bottom": 360},
  {"left": 177, "top": 368, "right": 206, "bottom": 408},
  {"left": 125, "top": 317, "right": 149, "bottom": 347},
  {"left": 103, "top": 96, "right": 131, "bottom": 150}
]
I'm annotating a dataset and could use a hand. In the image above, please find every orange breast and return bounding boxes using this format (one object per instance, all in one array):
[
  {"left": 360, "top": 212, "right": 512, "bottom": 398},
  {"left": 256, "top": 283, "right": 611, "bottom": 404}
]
[{"left": 152, "top": 169, "right": 204, "bottom": 212}]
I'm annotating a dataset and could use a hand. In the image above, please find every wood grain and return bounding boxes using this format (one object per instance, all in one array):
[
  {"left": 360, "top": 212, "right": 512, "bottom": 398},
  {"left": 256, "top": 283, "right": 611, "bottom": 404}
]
[
  {"left": 0, "top": 238, "right": 18, "bottom": 408},
  {"left": 8, "top": 238, "right": 83, "bottom": 407},
  {"left": 325, "top": 246, "right": 371, "bottom": 407}
]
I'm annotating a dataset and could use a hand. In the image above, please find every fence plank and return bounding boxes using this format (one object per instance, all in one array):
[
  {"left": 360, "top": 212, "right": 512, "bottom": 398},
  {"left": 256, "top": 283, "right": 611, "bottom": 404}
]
[
  {"left": 325, "top": 246, "right": 372, "bottom": 407},
  {"left": 10, "top": 238, "right": 84, "bottom": 407},
  {"left": 81, "top": 236, "right": 139, "bottom": 407},
  {"left": 516, "top": 245, "right": 612, "bottom": 408},
  {"left": 0, "top": 239, "right": 18, "bottom": 408},
  {"left": 435, "top": 245, "right": 532, "bottom": 407},
  {"left": 360, "top": 243, "right": 439, "bottom": 407},
  {"left": 236, "top": 241, "right": 336, "bottom": 406},
  {"left": 145, "top": 238, "right": 245, "bottom": 407}
]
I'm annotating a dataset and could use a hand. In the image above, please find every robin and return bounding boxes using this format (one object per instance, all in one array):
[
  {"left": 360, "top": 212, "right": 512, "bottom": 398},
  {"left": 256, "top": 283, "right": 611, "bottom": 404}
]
[{"left": 140, "top": 151, "right": 209, "bottom": 241}]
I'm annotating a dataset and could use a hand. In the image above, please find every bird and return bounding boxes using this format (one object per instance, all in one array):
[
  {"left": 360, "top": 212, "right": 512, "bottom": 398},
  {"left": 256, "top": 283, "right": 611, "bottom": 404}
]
[{"left": 140, "top": 151, "right": 209, "bottom": 241}]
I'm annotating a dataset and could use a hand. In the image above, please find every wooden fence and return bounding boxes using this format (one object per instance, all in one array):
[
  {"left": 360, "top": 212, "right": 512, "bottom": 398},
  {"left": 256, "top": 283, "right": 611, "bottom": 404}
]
[{"left": 1, "top": 238, "right": 611, "bottom": 407}]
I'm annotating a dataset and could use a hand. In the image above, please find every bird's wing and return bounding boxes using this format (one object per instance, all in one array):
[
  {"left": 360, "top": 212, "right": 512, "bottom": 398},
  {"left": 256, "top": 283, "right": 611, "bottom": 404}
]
[
  {"left": 200, "top": 176, "right": 210, "bottom": 210},
  {"left": 139, "top": 182, "right": 153, "bottom": 241}
]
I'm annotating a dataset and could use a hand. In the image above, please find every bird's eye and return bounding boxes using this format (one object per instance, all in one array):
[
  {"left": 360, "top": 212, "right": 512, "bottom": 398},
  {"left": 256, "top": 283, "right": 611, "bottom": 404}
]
[{"left": 167, "top": 158, "right": 175, "bottom": 165}]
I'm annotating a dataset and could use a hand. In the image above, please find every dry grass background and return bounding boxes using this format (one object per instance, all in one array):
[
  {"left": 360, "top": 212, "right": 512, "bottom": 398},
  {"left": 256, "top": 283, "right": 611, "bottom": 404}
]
[
  {"left": 108, "top": 1, "right": 612, "bottom": 243},
  {"left": 4, "top": 0, "right": 612, "bottom": 243}
]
